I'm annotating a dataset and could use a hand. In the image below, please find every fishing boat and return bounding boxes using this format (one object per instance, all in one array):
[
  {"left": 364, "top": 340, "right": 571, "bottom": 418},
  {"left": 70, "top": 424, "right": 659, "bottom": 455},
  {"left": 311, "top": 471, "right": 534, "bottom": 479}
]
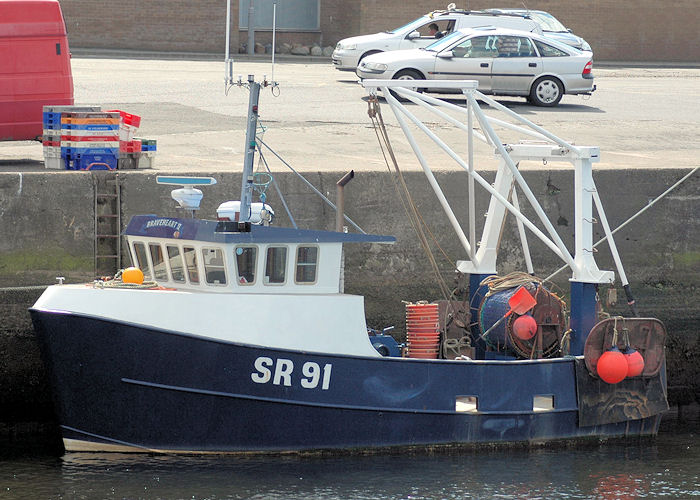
[{"left": 30, "top": 77, "right": 668, "bottom": 453}]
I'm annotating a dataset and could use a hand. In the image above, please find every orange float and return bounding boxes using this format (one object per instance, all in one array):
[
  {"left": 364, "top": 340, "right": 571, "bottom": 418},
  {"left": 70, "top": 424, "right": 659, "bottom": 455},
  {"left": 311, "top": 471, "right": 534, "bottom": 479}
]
[{"left": 122, "top": 267, "right": 144, "bottom": 285}]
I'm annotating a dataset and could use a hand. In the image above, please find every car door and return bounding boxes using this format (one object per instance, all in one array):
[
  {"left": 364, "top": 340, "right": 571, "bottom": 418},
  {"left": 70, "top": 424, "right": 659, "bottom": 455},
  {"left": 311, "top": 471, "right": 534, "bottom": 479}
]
[
  {"left": 491, "top": 35, "right": 542, "bottom": 93},
  {"left": 431, "top": 35, "right": 494, "bottom": 91}
]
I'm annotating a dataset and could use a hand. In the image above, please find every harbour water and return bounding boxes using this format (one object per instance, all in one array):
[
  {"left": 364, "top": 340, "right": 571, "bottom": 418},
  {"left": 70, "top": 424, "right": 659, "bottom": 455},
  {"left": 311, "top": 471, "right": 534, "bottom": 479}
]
[{"left": 1, "top": 409, "right": 697, "bottom": 499}]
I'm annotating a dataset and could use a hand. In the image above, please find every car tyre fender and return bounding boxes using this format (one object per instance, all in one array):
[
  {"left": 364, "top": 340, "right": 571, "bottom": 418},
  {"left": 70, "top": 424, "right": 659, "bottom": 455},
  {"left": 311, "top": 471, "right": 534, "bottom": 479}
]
[
  {"left": 389, "top": 69, "right": 424, "bottom": 101},
  {"left": 359, "top": 50, "right": 382, "bottom": 64},
  {"left": 529, "top": 76, "right": 564, "bottom": 107}
]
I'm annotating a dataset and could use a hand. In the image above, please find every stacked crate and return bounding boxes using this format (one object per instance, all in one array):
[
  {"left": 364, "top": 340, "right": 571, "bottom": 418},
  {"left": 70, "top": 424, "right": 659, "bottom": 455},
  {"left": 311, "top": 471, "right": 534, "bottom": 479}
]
[
  {"left": 110, "top": 110, "right": 142, "bottom": 169},
  {"left": 61, "top": 112, "right": 120, "bottom": 170},
  {"left": 42, "top": 109, "right": 63, "bottom": 170},
  {"left": 139, "top": 138, "right": 157, "bottom": 169},
  {"left": 42, "top": 106, "right": 156, "bottom": 170},
  {"left": 42, "top": 105, "right": 101, "bottom": 169}
]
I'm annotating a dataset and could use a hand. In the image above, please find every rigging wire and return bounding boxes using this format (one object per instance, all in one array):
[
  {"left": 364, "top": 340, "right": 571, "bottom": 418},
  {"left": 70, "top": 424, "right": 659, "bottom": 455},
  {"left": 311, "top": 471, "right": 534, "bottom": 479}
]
[
  {"left": 256, "top": 137, "right": 367, "bottom": 234},
  {"left": 367, "top": 95, "right": 455, "bottom": 304},
  {"left": 545, "top": 166, "right": 698, "bottom": 283},
  {"left": 255, "top": 146, "right": 298, "bottom": 229}
]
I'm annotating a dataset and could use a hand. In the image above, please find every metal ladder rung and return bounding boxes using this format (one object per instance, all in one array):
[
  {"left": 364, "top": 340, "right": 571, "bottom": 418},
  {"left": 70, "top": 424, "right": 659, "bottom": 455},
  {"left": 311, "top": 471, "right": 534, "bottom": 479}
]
[{"left": 93, "top": 172, "right": 121, "bottom": 275}]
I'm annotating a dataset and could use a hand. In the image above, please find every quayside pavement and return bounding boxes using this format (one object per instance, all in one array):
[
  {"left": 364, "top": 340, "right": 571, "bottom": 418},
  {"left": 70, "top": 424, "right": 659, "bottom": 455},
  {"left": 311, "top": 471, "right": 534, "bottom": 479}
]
[{"left": 1, "top": 57, "right": 699, "bottom": 173}]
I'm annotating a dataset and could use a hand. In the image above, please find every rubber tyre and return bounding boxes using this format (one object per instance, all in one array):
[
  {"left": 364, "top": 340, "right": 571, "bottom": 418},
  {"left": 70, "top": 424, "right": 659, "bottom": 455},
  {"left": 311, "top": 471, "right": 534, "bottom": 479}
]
[
  {"left": 529, "top": 76, "right": 563, "bottom": 107},
  {"left": 389, "top": 69, "right": 422, "bottom": 101}
]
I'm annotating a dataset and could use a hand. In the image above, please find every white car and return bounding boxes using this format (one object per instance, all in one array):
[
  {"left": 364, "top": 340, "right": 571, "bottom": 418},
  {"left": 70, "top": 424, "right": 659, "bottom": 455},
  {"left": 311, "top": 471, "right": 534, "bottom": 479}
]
[
  {"left": 332, "top": 6, "right": 542, "bottom": 71},
  {"left": 483, "top": 9, "right": 592, "bottom": 51},
  {"left": 356, "top": 28, "right": 595, "bottom": 107}
]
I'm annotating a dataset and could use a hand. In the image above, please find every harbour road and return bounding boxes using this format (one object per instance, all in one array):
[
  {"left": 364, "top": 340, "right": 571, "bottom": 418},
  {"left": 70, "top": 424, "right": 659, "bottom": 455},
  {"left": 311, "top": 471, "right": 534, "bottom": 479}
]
[{"left": 1, "top": 58, "right": 699, "bottom": 173}]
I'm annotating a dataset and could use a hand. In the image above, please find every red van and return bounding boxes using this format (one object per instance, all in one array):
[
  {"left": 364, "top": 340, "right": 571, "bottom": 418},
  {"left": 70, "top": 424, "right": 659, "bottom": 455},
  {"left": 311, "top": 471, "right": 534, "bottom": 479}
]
[{"left": 0, "top": 0, "right": 73, "bottom": 141}]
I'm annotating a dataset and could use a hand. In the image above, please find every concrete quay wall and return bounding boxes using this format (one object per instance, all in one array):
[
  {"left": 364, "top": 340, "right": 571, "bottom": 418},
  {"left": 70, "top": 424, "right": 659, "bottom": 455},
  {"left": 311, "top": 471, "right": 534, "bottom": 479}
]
[{"left": 0, "top": 167, "right": 698, "bottom": 434}]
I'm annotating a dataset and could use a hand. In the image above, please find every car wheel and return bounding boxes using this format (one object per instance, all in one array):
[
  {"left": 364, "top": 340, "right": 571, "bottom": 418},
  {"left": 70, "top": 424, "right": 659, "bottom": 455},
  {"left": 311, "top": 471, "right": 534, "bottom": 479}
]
[
  {"left": 530, "top": 76, "right": 563, "bottom": 107},
  {"left": 390, "top": 69, "right": 423, "bottom": 101}
]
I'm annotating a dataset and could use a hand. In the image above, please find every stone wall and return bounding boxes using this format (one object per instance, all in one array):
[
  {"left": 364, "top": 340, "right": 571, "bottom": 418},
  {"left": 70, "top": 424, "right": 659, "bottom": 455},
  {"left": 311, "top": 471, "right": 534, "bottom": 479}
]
[{"left": 58, "top": 0, "right": 699, "bottom": 62}]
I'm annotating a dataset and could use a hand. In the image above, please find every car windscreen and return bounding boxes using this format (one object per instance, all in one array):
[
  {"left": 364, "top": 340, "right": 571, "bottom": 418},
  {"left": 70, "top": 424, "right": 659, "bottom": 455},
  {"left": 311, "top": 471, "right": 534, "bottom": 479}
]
[
  {"left": 387, "top": 16, "right": 429, "bottom": 34},
  {"left": 423, "top": 30, "right": 464, "bottom": 51},
  {"left": 528, "top": 12, "right": 568, "bottom": 32}
]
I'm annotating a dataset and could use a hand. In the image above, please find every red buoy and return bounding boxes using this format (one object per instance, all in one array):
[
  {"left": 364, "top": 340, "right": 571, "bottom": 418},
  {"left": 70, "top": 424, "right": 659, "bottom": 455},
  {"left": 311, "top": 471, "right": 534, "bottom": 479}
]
[
  {"left": 512, "top": 314, "right": 538, "bottom": 340},
  {"left": 597, "top": 346, "right": 628, "bottom": 384},
  {"left": 623, "top": 347, "right": 645, "bottom": 377}
]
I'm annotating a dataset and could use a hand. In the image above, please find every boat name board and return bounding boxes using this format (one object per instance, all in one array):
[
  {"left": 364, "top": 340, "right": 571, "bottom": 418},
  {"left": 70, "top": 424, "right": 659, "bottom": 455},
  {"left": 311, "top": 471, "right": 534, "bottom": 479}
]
[
  {"left": 251, "top": 356, "right": 332, "bottom": 390},
  {"left": 144, "top": 218, "right": 184, "bottom": 233}
]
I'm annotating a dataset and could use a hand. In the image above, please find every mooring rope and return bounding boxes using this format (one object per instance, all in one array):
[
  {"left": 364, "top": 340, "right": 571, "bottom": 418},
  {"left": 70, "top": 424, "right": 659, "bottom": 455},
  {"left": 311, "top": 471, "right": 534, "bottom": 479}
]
[
  {"left": 99, "top": 279, "right": 160, "bottom": 289},
  {"left": 479, "top": 271, "right": 543, "bottom": 296}
]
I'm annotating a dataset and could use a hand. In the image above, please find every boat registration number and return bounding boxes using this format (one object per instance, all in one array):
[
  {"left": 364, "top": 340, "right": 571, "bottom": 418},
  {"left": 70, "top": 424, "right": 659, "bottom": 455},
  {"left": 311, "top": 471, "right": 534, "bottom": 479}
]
[{"left": 251, "top": 357, "right": 332, "bottom": 390}]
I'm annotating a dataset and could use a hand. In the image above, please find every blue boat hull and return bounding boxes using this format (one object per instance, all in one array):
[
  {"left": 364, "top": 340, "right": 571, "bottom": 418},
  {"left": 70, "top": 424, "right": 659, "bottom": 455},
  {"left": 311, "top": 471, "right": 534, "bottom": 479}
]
[{"left": 30, "top": 310, "right": 664, "bottom": 453}]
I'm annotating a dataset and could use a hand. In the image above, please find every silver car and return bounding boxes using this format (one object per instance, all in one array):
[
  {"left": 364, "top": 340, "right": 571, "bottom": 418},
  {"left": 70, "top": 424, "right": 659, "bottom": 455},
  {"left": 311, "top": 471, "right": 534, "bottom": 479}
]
[
  {"left": 356, "top": 28, "right": 595, "bottom": 106},
  {"left": 483, "top": 9, "right": 592, "bottom": 51},
  {"left": 331, "top": 7, "right": 542, "bottom": 71}
]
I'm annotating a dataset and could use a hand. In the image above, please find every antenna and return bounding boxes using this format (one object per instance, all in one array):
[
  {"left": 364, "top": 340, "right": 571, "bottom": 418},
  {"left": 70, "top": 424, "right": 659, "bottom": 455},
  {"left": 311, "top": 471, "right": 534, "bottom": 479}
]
[
  {"left": 156, "top": 176, "right": 217, "bottom": 216},
  {"left": 271, "top": 1, "right": 277, "bottom": 85},
  {"left": 224, "top": 1, "right": 278, "bottom": 92},
  {"left": 521, "top": 0, "right": 530, "bottom": 15},
  {"left": 225, "top": 0, "right": 234, "bottom": 86}
]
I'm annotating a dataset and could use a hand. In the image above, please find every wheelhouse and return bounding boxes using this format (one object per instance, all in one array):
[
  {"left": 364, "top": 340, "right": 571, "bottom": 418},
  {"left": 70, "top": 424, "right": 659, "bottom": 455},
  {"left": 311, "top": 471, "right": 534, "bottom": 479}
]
[{"left": 125, "top": 215, "right": 395, "bottom": 294}]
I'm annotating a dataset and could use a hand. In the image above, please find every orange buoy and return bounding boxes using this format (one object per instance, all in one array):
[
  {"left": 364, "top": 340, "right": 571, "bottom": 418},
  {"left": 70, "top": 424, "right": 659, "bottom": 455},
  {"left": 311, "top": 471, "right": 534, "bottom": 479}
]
[
  {"left": 512, "top": 314, "right": 538, "bottom": 340},
  {"left": 122, "top": 266, "right": 144, "bottom": 285},
  {"left": 623, "top": 347, "right": 645, "bottom": 377},
  {"left": 597, "top": 346, "right": 628, "bottom": 384}
]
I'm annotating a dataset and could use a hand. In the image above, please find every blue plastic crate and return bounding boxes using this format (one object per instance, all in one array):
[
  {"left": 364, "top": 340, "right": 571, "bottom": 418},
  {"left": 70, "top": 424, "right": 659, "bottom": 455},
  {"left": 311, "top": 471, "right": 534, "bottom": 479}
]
[
  {"left": 42, "top": 111, "right": 62, "bottom": 128},
  {"left": 61, "top": 123, "right": 119, "bottom": 132},
  {"left": 61, "top": 146, "right": 120, "bottom": 158},
  {"left": 67, "top": 153, "right": 118, "bottom": 171},
  {"left": 141, "top": 144, "right": 157, "bottom": 152}
]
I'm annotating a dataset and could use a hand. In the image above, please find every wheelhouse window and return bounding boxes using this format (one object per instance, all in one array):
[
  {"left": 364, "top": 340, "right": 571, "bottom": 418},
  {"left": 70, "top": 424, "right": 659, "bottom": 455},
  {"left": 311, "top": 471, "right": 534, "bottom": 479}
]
[
  {"left": 295, "top": 245, "right": 318, "bottom": 284},
  {"left": 149, "top": 243, "right": 168, "bottom": 281},
  {"left": 132, "top": 242, "right": 152, "bottom": 280},
  {"left": 183, "top": 246, "right": 199, "bottom": 285},
  {"left": 265, "top": 246, "right": 287, "bottom": 284},
  {"left": 235, "top": 246, "right": 257, "bottom": 285},
  {"left": 202, "top": 248, "right": 227, "bottom": 285},
  {"left": 166, "top": 245, "right": 186, "bottom": 283}
]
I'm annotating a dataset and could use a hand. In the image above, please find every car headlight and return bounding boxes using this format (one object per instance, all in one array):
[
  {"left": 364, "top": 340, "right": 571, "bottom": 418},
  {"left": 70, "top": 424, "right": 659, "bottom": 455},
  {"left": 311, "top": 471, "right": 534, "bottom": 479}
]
[
  {"left": 337, "top": 42, "right": 357, "bottom": 51},
  {"left": 363, "top": 62, "right": 388, "bottom": 72}
]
